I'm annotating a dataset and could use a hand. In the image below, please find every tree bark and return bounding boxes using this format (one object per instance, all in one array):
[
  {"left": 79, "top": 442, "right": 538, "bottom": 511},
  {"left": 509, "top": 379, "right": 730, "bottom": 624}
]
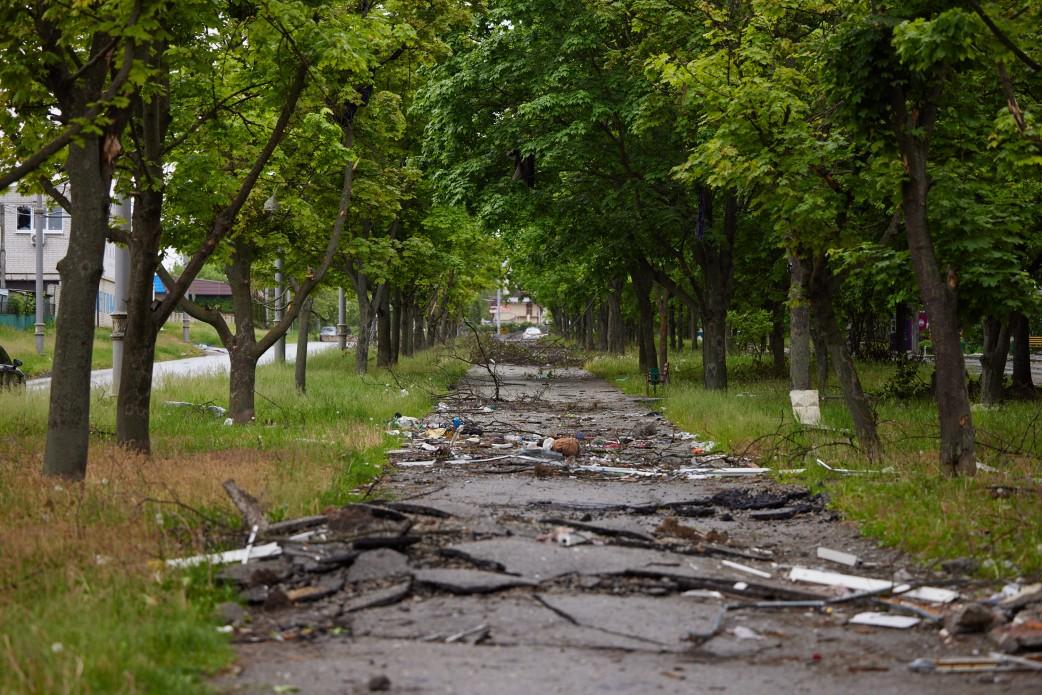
[
  {"left": 1010, "top": 311, "right": 1034, "bottom": 395},
  {"left": 413, "top": 302, "right": 425, "bottom": 351},
  {"left": 390, "top": 287, "right": 401, "bottom": 364},
  {"left": 295, "top": 296, "right": 313, "bottom": 394},
  {"left": 607, "top": 282, "right": 625, "bottom": 354},
  {"left": 376, "top": 284, "right": 392, "bottom": 368},
  {"left": 788, "top": 253, "right": 811, "bottom": 390},
  {"left": 809, "top": 254, "right": 882, "bottom": 461},
  {"left": 891, "top": 86, "right": 976, "bottom": 476},
  {"left": 980, "top": 315, "right": 1010, "bottom": 405},
  {"left": 43, "top": 139, "right": 112, "bottom": 479},
  {"left": 770, "top": 301, "right": 785, "bottom": 376},
  {"left": 631, "top": 267, "right": 657, "bottom": 373},
  {"left": 812, "top": 323, "right": 829, "bottom": 391},
  {"left": 657, "top": 289, "right": 669, "bottom": 379}
]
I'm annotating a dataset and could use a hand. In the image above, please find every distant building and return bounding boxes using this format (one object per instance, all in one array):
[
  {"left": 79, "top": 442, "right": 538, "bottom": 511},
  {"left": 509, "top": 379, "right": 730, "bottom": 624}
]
[
  {"left": 0, "top": 187, "right": 119, "bottom": 325},
  {"left": 488, "top": 292, "right": 546, "bottom": 325}
]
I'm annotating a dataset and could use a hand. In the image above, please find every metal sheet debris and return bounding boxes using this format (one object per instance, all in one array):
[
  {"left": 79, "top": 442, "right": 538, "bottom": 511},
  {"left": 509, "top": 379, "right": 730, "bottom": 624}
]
[{"left": 849, "top": 612, "right": 920, "bottom": 629}]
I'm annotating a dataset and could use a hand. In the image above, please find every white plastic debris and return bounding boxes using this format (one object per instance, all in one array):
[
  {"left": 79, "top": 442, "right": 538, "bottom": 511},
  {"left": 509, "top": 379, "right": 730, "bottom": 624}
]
[
  {"left": 721, "top": 559, "right": 773, "bottom": 579},
  {"left": 817, "top": 547, "right": 860, "bottom": 568},
  {"left": 733, "top": 626, "right": 764, "bottom": 640},
  {"left": 788, "top": 566, "right": 893, "bottom": 592},
  {"left": 849, "top": 612, "right": 920, "bottom": 629},
  {"left": 166, "top": 542, "right": 281, "bottom": 568},
  {"left": 682, "top": 589, "right": 725, "bottom": 600},
  {"left": 790, "top": 389, "right": 821, "bottom": 426}
]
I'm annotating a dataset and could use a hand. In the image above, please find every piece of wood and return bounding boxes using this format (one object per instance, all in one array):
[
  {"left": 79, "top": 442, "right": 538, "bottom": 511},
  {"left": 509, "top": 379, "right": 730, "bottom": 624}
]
[{"left": 223, "top": 479, "right": 269, "bottom": 531}]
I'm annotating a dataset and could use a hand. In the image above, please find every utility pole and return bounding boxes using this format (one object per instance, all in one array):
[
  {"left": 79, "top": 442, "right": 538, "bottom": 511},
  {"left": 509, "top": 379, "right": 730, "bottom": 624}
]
[
  {"left": 110, "top": 198, "right": 131, "bottom": 395},
  {"left": 495, "top": 287, "right": 502, "bottom": 335},
  {"left": 337, "top": 286, "right": 347, "bottom": 350},
  {"left": 34, "top": 195, "right": 45, "bottom": 355},
  {"left": 0, "top": 203, "right": 7, "bottom": 290}
]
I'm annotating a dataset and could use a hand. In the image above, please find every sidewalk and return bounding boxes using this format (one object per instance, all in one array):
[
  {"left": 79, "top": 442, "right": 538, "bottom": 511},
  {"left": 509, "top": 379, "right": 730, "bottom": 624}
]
[{"left": 27, "top": 341, "right": 339, "bottom": 393}]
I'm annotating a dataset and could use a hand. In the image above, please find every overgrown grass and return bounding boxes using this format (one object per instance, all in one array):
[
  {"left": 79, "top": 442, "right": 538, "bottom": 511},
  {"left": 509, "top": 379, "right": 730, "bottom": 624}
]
[
  {"left": 1, "top": 324, "right": 204, "bottom": 378},
  {"left": 587, "top": 349, "right": 1042, "bottom": 578},
  {"left": 0, "top": 347, "right": 466, "bottom": 693}
]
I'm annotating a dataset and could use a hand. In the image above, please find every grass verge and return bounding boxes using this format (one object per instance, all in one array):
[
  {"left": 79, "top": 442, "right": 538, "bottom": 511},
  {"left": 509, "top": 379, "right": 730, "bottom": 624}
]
[
  {"left": 0, "top": 347, "right": 466, "bottom": 693},
  {"left": 586, "top": 350, "right": 1042, "bottom": 578}
]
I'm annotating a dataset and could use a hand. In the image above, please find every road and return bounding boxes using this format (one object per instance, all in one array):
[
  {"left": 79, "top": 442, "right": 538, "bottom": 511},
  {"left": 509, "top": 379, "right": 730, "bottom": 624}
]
[
  {"left": 215, "top": 353, "right": 1032, "bottom": 695},
  {"left": 963, "top": 353, "right": 1042, "bottom": 384},
  {"left": 27, "top": 341, "right": 339, "bottom": 393}
]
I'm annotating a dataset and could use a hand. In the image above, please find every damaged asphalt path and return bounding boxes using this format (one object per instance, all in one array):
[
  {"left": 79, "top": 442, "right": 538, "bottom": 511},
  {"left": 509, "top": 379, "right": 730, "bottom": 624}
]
[{"left": 215, "top": 354, "right": 1037, "bottom": 694}]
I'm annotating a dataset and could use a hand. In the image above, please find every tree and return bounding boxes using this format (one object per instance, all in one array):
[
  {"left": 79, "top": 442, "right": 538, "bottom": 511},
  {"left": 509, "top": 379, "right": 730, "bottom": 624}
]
[{"left": 0, "top": 1, "right": 162, "bottom": 478}]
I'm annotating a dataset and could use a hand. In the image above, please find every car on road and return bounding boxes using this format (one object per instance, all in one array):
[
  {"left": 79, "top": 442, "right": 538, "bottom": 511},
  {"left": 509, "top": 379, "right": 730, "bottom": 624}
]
[
  {"left": 0, "top": 344, "right": 25, "bottom": 389},
  {"left": 522, "top": 326, "right": 543, "bottom": 340}
]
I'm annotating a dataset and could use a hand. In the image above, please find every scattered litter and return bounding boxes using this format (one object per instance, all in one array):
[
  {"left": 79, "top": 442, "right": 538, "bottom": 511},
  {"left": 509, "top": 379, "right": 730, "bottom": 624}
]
[
  {"left": 394, "top": 415, "right": 420, "bottom": 429},
  {"left": 790, "top": 389, "right": 821, "bottom": 426},
  {"left": 424, "top": 428, "right": 447, "bottom": 439},
  {"left": 849, "top": 612, "right": 920, "bottom": 629},
  {"left": 789, "top": 566, "right": 894, "bottom": 592},
  {"left": 732, "top": 625, "right": 764, "bottom": 640},
  {"left": 551, "top": 436, "right": 580, "bottom": 458},
  {"left": 903, "top": 586, "right": 959, "bottom": 604},
  {"left": 721, "top": 559, "right": 772, "bottom": 579},
  {"left": 945, "top": 602, "right": 996, "bottom": 634},
  {"left": 537, "top": 526, "right": 589, "bottom": 547},
  {"left": 817, "top": 547, "right": 859, "bottom": 568},
  {"left": 683, "top": 590, "right": 725, "bottom": 600},
  {"left": 733, "top": 582, "right": 748, "bottom": 591},
  {"left": 490, "top": 443, "right": 514, "bottom": 449},
  {"left": 999, "top": 583, "right": 1042, "bottom": 610},
  {"left": 815, "top": 458, "right": 893, "bottom": 476},
  {"left": 164, "top": 400, "right": 227, "bottom": 418},
  {"left": 909, "top": 653, "right": 1042, "bottom": 674}
]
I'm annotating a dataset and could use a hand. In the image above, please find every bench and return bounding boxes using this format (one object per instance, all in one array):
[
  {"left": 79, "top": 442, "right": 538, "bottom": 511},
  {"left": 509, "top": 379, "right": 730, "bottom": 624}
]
[{"left": 1031, "top": 336, "right": 1042, "bottom": 351}]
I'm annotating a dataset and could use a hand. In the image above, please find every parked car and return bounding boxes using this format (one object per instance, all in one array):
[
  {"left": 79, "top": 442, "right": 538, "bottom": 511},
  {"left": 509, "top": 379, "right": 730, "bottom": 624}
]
[
  {"left": 522, "top": 326, "right": 543, "bottom": 340},
  {"left": 0, "top": 344, "right": 25, "bottom": 389},
  {"left": 320, "top": 326, "right": 338, "bottom": 342}
]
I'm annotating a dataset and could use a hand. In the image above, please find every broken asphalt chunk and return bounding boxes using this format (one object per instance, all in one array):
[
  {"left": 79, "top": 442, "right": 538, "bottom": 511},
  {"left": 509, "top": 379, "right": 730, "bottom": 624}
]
[
  {"left": 347, "top": 549, "right": 411, "bottom": 583},
  {"left": 342, "top": 581, "right": 412, "bottom": 613},
  {"left": 413, "top": 568, "right": 538, "bottom": 594}
]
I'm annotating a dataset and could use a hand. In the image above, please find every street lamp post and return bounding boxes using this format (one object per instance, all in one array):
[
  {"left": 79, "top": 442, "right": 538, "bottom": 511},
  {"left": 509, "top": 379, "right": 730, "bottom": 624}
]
[
  {"left": 34, "top": 195, "right": 45, "bottom": 355},
  {"left": 111, "top": 198, "right": 131, "bottom": 394},
  {"left": 337, "top": 286, "right": 347, "bottom": 350},
  {"left": 274, "top": 256, "right": 285, "bottom": 364}
]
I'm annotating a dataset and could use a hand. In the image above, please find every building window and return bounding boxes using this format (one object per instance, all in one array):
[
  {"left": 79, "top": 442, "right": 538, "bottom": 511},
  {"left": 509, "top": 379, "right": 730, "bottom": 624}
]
[
  {"left": 13, "top": 205, "right": 63, "bottom": 233},
  {"left": 45, "top": 208, "right": 63, "bottom": 232}
]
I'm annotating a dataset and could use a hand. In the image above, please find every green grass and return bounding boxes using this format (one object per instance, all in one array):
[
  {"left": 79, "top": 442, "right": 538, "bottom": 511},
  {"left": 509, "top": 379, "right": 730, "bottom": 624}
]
[
  {"left": 1, "top": 324, "right": 205, "bottom": 378},
  {"left": 0, "top": 346, "right": 466, "bottom": 694},
  {"left": 587, "top": 349, "right": 1042, "bottom": 578}
]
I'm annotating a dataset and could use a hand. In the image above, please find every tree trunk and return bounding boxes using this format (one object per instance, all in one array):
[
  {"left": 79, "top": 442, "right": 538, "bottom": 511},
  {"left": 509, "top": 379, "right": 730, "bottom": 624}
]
[
  {"left": 980, "top": 315, "right": 1010, "bottom": 406},
  {"left": 229, "top": 347, "right": 258, "bottom": 423},
  {"left": 893, "top": 93, "right": 976, "bottom": 476},
  {"left": 390, "top": 287, "right": 401, "bottom": 364},
  {"left": 812, "top": 323, "right": 829, "bottom": 391},
  {"left": 789, "top": 253, "right": 811, "bottom": 390},
  {"left": 117, "top": 185, "right": 164, "bottom": 453},
  {"left": 607, "top": 283, "right": 625, "bottom": 354},
  {"left": 598, "top": 302, "right": 609, "bottom": 351},
  {"left": 377, "top": 285, "right": 392, "bottom": 368},
  {"left": 701, "top": 297, "right": 727, "bottom": 390},
  {"left": 584, "top": 303, "right": 595, "bottom": 350},
  {"left": 295, "top": 296, "right": 313, "bottom": 394},
  {"left": 1010, "top": 311, "right": 1034, "bottom": 395},
  {"left": 809, "top": 254, "right": 882, "bottom": 461},
  {"left": 690, "top": 310, "right": 698, "bottom": 353},
  {"left": 699, "top": 194, "right": 738, "bottom": 391},
  {"left": 354, "top": 275, "right": 372, "bottom": 373},
  {"left": 43, "top": 139, "right": 111, "bottom": 479},
  {"left": 631, "top": 268, "right": 657, "bottom": 373},
  {"left": 657, "top": 289, "right": 669, "bottom": 379},
  {"left": 413, "top": 303, "right": 425, "bottom": 351},
  {"left": 226, "top": 243, "right": 260, "bottom": 423},
  {"left": 770, "top": 301, "right": 785, "bottom": 377}
]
